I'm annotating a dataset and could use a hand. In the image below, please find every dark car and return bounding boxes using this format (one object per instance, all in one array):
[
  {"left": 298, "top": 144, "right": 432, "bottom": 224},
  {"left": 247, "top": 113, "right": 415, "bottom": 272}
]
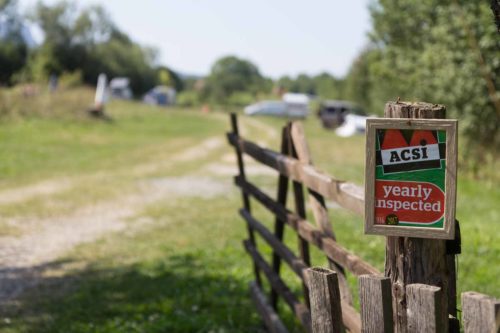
[{"left": 317, "top": 100, "right": 366, "bottom": 128}]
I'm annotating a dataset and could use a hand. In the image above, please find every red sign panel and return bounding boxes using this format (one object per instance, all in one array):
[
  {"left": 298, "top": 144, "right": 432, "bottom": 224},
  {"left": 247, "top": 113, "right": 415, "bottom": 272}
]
[{"left": 374, "top": 180, "right": 444, "bottom": 225}]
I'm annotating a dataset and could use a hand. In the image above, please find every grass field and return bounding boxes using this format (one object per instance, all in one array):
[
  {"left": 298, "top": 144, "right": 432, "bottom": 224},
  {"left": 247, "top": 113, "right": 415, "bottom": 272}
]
[{"left": 0, "top": 88, "right": 498, "bottom": 332}]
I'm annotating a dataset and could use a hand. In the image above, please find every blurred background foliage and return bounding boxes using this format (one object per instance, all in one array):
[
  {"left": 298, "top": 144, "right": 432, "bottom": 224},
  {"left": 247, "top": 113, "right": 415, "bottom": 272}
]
[{"left": 0, "top": 0, "right": 498, "bottom": 159}]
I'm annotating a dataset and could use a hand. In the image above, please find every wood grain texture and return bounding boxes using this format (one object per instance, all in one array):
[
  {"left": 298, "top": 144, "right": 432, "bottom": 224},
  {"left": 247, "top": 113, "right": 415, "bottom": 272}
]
[
  {"left": 244, "top": 240, "right": 312, "bottom": 332},
  {"left": 406, "top": 284, "right": 445, "bottom": 333},
  {"left": 382, "top": 102, "right": 453, "bottom": 333},
  {"left": 240, "top": 208, "right": 308, "bottom": 279},
  {"left": 226, "top": 132, "right": 364, "bottom": 215},
  {"left": 288, "top": 124, "right": 312, "bottom": 309},
  {"left": 235, "top": 176, "right": 379, "bottom": 276},
  {"left": 341, "top": 304, "right": 361, "bottom": 333},
  {"left": 271, "top": 125, "right": 291, "bottom": 310},
  {"left": 230, "top": 113, "right": 261, "bottom": 286},
  {"left": 241, "top": 209, "right": 362, "bottom": 332},
  {"left": 290, "top": 123, "right": 332, "bottom": 236},
  {"left": 359, "top": 275, "right": 393, "bottom": 333},
  {"left": 291, "top": 122, "right": 351, "bottom": 305},
  {"left": 249, "top": 281, "right": 289, "bottom": 333},
  {"left": 462, "top": 291, "right": 500, "bottom": 333},
  {"left": 384, "top": 101, "right": 446, "bottom": 119},
  {"left": 306, "top": 267, "right": 345, "bottom": 333}
]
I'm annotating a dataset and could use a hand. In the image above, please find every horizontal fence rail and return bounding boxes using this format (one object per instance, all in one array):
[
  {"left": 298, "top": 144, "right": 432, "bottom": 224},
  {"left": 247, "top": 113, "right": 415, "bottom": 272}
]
[
  {"left": 227, "top": 132, "right": 364, "bottom": 215},
  {"left": 235, "top": 176, "right": 379, "bottom": 276},
  {"left": 227, "top": 114, "right": 500, "bottom": 333},
  {"left": 227, "top": 114, "right": 374, "bottom": 333}
]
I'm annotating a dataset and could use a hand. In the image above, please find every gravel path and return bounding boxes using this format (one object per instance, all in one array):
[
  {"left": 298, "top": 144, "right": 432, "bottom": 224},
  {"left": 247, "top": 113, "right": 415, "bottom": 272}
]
[
  {"left": 0, "top": 116, "right": 278, "bottom": 308},
  {"left": 0, "top": 137, "right": 228, "bottom": 305}
]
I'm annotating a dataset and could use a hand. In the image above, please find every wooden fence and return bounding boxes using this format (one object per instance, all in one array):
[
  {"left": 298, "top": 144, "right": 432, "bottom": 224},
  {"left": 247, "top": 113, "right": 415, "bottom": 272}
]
[{"left": 227, "top": 112, "right": 499, "bottom": 333}]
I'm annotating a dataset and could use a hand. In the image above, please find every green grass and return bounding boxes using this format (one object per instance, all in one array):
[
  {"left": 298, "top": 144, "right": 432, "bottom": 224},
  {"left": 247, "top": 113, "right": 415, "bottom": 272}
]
[
  {"left": 2, "top": 196, "right": 266, "bottom": 333},
  {"left": 0, "top": 91, "right": 498, "bottom": 332},
  {"left": 0, "top": 98, "right": 225, "bottom": 187}
]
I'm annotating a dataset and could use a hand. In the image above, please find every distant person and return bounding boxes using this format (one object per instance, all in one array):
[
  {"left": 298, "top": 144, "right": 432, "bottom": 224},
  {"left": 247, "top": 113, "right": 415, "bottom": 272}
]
[{"left": 48, "top": 74, "right": 58, "bottom": 93}]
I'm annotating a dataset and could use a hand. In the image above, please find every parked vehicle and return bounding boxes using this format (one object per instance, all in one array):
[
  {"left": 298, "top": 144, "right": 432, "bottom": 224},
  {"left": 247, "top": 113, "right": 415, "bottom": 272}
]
[
  {"left": 109, "top": 77, "right": 132, "bottom": 100},
  {"left": 317, "top": 100, "right": 366, "bottom": 129},
  {"left": 143, "top": 86, "right": 176, "bottom": 106},
  {"left": 244, "top": 93, "right": 310, "bottom": 118}
]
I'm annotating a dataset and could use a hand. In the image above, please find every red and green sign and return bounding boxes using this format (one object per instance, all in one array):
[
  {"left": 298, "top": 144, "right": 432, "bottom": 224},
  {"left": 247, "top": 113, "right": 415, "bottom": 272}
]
[
  {"left": 365, "top": 119, "right": 457, "bottom": 239},
  {"left": 375, "top": 129, "right": 446, "bottom": 228}
]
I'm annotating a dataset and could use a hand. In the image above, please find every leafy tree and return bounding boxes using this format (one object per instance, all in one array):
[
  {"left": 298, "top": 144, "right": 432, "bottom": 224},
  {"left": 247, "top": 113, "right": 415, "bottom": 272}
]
[
  {"left": 24, "top": 1, "right": 159, "bottom": 94},
  {"left": 343, "top": 48, "right": 379, "bottom": 114},
  {"left": 0, "top": 0, "right": 28, "bottom": 85},
  {"left": 293, "top": 74, "right": 316, "bottom": 95},
  {"left": 156, "top": 66, "right": 183, "bottom": 91},
  {"left": 203, "top": 56, "right": 265, "bottom": 103},
  {"left": 276, "top": 75, "right": 293, "bottom": 92},
  {"left": 312, "top": 72, "right": 344, "bottom": 100},
  {"left": 276, "top": 73, "right": 344, "bottom": 99},
  {"left": 367, "top": 0, "right": 500, "bottom": 151},
  {"left": 83, "top": 38, "right": 157, "bottom": 94}
]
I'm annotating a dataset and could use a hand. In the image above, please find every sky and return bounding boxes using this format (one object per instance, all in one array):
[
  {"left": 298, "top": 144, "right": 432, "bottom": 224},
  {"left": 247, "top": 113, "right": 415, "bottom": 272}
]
[{"left": 19, "top": 0, "right": 372, "bottom": 79}]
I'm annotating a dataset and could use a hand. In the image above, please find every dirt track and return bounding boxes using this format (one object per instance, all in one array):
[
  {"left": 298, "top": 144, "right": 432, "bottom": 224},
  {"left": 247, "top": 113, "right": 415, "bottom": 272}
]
[
  {"left": 0, "top": 137, "right": 229, "bottom": 304},
  {"left": 0, "top": 119, "right": 279, "bottom": 307}
]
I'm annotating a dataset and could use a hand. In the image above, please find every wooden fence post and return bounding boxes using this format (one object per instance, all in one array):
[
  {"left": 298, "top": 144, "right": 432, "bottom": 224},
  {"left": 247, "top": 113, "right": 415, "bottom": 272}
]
[
  {"left": 288, "top": 124, "right": 312, "bottom": 308},
  {"left": 306, "top": 267, "right": 345, "bottom": 333},
  {"left": 249, "top": 281, "right": 289, "bottom": 333},
  {"left": 359, "top": 275, "right": 393, "bottom": 333},
  {"left": 290, "top": 122, "right": 353, "bottom": 305},
  {"left": 461, "top": 291, "right": 500, "bottom": 333},
  {"left": 230, "top": 113, "right": 261, "bottom": 286},
  {"left": 406, "top": 284, "right": 446, "bottom": 333},
  {"left": 270, "top": 124, "right": 292, "bottom": 310},
  {"left": 384, "top": 102, "right": 456, "bottom": 333}
]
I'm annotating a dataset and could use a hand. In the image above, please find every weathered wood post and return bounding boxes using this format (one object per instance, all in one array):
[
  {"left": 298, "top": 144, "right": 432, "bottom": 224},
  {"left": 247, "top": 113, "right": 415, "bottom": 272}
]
[
  {"left": 307, "top": 267, "right": 345, "bottom": 333},
  {"left": 230, "top": 113, "right": 262, "bottom": 287},
  {"left": 406, "top": 284, "right": 446, "bottom": 333},
  {"left": 270, "top": 124, "right": 292, "bottom": 310},
  {"left": 359, "top": 275, "right": 393, "bottom": 333},
  {"left": 291, "top": 123, "right": 353, "bottom": 305},
  {"left": 383, "top": 102, "right": 458, "bottom": 332},
  {"left": 461, "top": 291, "right": 500, "bottom": 333}
]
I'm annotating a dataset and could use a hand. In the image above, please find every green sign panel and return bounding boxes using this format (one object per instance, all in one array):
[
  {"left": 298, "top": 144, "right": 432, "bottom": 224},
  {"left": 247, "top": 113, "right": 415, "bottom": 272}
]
[{"left": 365, "top": 119, "right": 457, "bottom": 239}]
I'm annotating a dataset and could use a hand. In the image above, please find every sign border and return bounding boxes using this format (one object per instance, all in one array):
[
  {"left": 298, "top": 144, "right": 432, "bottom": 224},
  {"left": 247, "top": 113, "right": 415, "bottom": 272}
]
[{"left": 365, "top": 118, "right": 457, "bottom": 239}]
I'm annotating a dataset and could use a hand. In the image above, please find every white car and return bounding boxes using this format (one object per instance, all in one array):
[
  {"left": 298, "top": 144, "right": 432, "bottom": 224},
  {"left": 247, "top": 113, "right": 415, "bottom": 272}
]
[{"left": 244, "top": 99, "right": 309, "bottom": 118}]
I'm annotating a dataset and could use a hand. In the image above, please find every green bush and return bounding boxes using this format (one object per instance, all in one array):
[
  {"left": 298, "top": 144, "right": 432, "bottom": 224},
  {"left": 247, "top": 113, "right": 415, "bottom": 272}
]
[
  {"left": 226, "top": 91, "right": 255, "bottom": 107},
  {"left": 59, "top": 71, "right": 83, "bottom": 88},
  {"left": 176, "top": 91, "right": 200, "bottom": 107}
]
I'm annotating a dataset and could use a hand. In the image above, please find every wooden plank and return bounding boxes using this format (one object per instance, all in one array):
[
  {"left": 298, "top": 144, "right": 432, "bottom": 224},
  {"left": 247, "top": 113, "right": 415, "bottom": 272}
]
[
  {"left": 289, "top": 129, "right": 312, "bottom": 309},
  {"left": 291, "top": 122, "right": 334, "bottom": 237},
  {"left": 342, "top": 304, "right": 361, "bottom": 333},
  {"left": 406, "top": 284, "right": 446, "bottom": 333},
  {"left": 249, "top": 281, "right": 289, "bottom": 333},
  {"left": 235, "top": 177, "right": 379, "bottom": 276},
  {"left": 240, "top": 209, "right": 361, "bottom": 333},
  {"left": 244, "top": 240, "right": 312, "bottom": 332},
  {"left": 462, "top": 291, "right": 500, "bottom": 333},
  {"left": 306, "top": 267, "right": 345, "bottom": 333},
  {"left": 383, "top": 102, "right": 454, "bottom": 333},
  {"left": 359, "top": 275, "right": 393, "bottom": 333},
  {"left": 227, "top": 132, "right": 364, "bottom": 215},
  {"left": 240, "top": 208, "right": 308, "bottom": 279},
  {"left": 230, "top": 113, "right": 261, "bottom": 286},
  {"left": 271, "top": 125, "right": 291, "bottom": 310},
  {"left": 291, "top": 122, "right": 352, "bottom": 305},
  {"left": 240, "top": 211, "right": 362, "bottom": 332}
]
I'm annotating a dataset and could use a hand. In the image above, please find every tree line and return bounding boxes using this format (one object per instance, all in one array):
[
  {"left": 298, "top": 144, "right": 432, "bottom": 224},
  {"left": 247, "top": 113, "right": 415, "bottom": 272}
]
[
  {"left": 1, "top": 0, "right": 498, "bottom": 153},
  {"left": 0, "top": 0, "right": 182, "bottom": 94}
]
